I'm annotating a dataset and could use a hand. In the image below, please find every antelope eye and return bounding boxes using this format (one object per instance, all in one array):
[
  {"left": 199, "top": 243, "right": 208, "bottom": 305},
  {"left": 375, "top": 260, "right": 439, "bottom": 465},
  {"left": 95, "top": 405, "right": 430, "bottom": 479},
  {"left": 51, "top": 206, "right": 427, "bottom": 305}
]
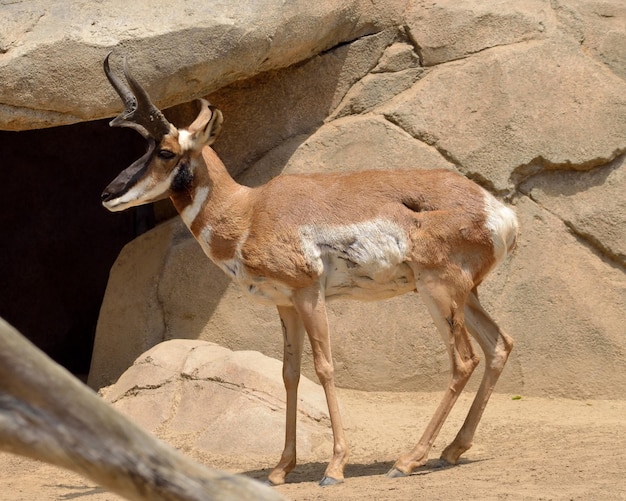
[{"left": 158, "top": 149, "right": 176, "bottom": 160}]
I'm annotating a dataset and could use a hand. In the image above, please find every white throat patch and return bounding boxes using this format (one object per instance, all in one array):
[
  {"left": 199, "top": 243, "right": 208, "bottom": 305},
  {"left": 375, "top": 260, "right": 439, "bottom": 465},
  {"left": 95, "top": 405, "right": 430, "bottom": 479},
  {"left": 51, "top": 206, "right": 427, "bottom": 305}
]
[{"left": 180, "top": 186, "right": 209, "bottom": 227}]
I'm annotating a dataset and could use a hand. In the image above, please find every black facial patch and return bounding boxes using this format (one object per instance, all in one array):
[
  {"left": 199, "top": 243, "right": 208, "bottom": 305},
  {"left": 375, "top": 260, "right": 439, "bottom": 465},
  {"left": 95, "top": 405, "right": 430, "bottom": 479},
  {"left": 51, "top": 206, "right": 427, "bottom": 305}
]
[{"left": 172, "top": 162, "right": 193, "bottom": 192}]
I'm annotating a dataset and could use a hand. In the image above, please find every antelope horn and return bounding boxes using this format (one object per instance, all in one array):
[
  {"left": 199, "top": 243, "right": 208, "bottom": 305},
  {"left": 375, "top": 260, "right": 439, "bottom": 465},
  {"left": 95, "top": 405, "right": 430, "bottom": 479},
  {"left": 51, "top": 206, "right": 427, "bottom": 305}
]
[{"left": 103, "top": 52, "right": 172, "bottom": 140}]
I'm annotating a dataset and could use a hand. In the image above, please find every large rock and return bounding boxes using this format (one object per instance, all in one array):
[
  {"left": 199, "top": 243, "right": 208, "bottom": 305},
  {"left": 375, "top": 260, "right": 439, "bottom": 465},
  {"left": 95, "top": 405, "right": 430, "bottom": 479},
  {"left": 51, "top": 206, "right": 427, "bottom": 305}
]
[
  {"left": 6, "top": 0, "right": 615, "bottom": 400},
  {"left": 100, "top": 340, "right": 334, "bottom": 460},
  {"left": 241, "top": 113, "right": 456, "bottom": 184},
  {"left": 90, "top": 0, "right": 626, "bottom": 398},
  {"left": 404, "top": 0, "right": 549, "bottom": 66},
  {"left": 479, "top": 197, "right": 626, "bottom": 399},
  {"left": 0, "top": 0, "right": 405, "bottom": 131},
  {"left": 380, "top": 38, "right": 626, "bottom": 192},
  {"left": 520, "top": 155, "right": 626, "bottom": 266},
  {"left": 205, "top": 28, "right": 399, "bottom": 178},
  {"left": 550, "top": 0, "right": 626, "bottom": 79}
]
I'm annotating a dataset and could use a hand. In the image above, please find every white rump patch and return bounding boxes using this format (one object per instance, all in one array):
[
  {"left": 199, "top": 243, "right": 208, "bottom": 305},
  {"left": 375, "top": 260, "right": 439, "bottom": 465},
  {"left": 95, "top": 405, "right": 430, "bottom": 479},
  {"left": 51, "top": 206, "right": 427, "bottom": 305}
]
[{"left": 484, "top": 192, "right": 519, "bottom": 264}]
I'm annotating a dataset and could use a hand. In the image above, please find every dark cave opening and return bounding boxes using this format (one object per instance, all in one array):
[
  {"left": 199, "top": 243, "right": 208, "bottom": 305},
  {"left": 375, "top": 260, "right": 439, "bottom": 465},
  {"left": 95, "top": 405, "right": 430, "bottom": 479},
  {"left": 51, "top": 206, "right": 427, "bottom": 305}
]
[{"left": 0, "top": 119, "right": 153, "bottom": 375}]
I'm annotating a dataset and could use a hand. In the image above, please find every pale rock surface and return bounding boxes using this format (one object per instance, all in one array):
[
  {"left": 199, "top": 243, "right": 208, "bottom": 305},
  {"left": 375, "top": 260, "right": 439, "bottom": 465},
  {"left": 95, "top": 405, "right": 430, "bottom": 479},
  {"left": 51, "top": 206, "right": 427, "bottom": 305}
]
[
  {"left": 0, "top": 0, "right": 405, "bottom": 130},
  {"left": 520, "top": 155, "right": 626, "bottom": 266},
  {"left": 404, "top": 0, "right": 549, "bottom": 66},
  {"left": 380, "top": 39, "right": 626, "bottom": 192},
  {"left": 203, "top": 29, "right": 399, "bottom": 178},
  {"left": 45, "top": 0, "right": 621, "bottom": 400},
  {"left": 100, "top": 339, "right": 334, "bottom": 459},
  {"left": 551, "top": 0, "right": 626, "bottom": 79},
  {"left": 241, "top": 114, "right": 456, "bottom": 184},
  {"left": 478, "top": 197, "right": 626, "bottom": 399}
]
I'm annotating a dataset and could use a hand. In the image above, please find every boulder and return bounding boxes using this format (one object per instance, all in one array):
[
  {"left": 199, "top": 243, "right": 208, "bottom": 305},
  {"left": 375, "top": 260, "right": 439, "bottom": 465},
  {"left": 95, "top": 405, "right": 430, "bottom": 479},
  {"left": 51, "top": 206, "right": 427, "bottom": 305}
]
[
  {"left": 204, "top": 28, "right": 399, "bottom": 178},
  {"left": 241, "top": 113, "right": 456, "bottom": 184},
  {"left": 550, "top": 0, "right": 626, "bottom": 79},
  {"left": 380, "top": 38, "right": 626, "bottom": 192},
  {"left": 0, "top": 0, "right": 405, "bottom": 131},
  {"left": 404, "top": 0, "right": 549, "bottom": 66},
  {"left": 478, "top": 196, "right": 626, "bottom": 400},
  {"left": 100, "top": 339, "right": 334, "bottom": 460},
  {"left": 520, "top": 155, "right": 626, "bottom": 266},
  {"left": 3, "top": 0, "right": 617, "bottom": 400}
]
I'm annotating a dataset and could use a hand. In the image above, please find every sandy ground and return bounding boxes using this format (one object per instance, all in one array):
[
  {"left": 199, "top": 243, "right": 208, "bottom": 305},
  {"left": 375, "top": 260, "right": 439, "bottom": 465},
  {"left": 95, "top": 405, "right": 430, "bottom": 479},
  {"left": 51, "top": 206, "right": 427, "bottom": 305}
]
[{"left": 1, "top": 390, "right": 625, "bottom": 501}]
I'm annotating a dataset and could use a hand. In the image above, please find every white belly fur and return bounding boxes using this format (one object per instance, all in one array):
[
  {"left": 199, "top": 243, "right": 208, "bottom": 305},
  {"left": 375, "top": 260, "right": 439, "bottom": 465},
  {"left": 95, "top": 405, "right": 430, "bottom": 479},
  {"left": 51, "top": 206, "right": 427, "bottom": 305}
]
[
  {"left": 197, "top": 219, "right": 416, "bottom": 306},
  {"left": 301, "top": 219, "right": 415, "bottom": 301}
]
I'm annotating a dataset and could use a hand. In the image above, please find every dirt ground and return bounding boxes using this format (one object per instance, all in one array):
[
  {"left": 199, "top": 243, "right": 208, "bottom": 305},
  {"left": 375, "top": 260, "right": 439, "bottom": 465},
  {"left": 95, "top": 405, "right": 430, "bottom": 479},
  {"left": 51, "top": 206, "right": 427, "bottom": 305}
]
[{"left": 1, "top": 390, "right": 625, "bottom": 501}]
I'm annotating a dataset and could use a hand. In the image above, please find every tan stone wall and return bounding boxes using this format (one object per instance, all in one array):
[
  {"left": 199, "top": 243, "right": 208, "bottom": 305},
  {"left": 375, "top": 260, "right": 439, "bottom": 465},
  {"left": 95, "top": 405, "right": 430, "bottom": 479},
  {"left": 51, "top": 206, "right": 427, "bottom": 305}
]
[{"left": 70, "top": 0, "right": 624, "bottom": 398}]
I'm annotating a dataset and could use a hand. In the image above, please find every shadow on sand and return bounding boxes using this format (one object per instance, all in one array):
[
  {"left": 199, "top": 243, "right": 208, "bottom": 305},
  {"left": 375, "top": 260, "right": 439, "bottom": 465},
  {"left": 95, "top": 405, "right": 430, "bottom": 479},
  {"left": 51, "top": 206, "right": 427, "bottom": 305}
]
[{"left": 242, "top": 457, "right": 486, "bottom": 485}]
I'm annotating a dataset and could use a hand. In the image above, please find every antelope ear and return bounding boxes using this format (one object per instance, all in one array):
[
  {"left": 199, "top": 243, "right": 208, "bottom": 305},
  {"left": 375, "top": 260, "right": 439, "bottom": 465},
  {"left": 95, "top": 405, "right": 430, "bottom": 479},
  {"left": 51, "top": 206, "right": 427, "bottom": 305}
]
[{"left": 188, "top": 99, "right": 223, "bottom": 147}]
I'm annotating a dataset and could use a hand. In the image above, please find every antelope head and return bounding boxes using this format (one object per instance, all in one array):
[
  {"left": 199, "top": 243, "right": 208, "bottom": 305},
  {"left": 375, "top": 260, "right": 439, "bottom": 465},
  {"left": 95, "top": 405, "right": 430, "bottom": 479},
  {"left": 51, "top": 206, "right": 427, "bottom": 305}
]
[{"left": 101, "top": 52, "right": 223, "bottom": 212}]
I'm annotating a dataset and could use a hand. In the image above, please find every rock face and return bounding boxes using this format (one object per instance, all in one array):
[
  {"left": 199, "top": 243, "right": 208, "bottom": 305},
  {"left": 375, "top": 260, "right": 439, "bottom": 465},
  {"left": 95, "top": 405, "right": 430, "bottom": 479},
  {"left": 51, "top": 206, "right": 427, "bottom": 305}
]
[
  {"left": 0, "top": 0, "right": 403, "bottom": 130},
  {"left": 5, "top": 1, "right": 622, "bottom": 399},
  {"left": 100, "top": 339, "right": 333, "bottom": 460}
]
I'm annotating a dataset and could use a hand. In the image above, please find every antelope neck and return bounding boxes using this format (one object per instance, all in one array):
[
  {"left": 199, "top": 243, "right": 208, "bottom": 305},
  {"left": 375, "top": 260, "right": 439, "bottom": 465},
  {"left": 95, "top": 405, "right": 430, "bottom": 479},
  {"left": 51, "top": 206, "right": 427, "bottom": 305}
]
[
  {"left": 176, "top": 183, "right": 210, "bottom": 229},
  {"left": 169, "top": 153, "right": 249, "bottom": 241}
]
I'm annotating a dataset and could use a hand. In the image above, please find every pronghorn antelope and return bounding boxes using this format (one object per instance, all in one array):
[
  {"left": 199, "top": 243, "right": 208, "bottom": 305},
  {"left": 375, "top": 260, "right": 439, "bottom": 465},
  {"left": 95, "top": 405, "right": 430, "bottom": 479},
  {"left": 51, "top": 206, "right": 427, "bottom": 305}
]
[
  {"left": 0, "top": 317, "right": 284, "bottom": 501},
  {"left": 101, "top": 52, "right": 519, "bottom": 487}
]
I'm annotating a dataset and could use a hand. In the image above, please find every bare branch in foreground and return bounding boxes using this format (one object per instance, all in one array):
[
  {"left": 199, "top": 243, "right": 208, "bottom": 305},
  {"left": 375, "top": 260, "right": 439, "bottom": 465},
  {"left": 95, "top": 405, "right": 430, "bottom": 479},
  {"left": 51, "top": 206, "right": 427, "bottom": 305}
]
[{"left": 0, "top": 317, "right": 285, "bottom": 501}]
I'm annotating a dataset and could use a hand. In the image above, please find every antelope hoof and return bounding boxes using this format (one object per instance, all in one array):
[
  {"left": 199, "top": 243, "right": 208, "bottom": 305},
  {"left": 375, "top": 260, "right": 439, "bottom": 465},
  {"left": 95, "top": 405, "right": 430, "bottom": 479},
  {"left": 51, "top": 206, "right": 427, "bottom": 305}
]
[
  {"left": 386, "top": 467, "right": 408, "bottom": 478},
  {"left": 265, "top": 474, "right": 285, "bottom": 487},
  {"left": 319, "top": 476, "right": 343, "bottom": 487},
  {"left": 441, "top": 442, "right": 470, "bottom": 465}
]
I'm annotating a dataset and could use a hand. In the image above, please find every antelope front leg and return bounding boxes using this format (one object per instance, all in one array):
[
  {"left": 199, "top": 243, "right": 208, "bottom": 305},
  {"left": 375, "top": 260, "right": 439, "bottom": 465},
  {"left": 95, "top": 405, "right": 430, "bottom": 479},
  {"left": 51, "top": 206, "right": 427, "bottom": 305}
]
[
  {"left": 268, "top": 305, "right": 305, "bottom": 486},
  {"left": 292, "top": 286, "right": 349, "bottom": 486}
]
